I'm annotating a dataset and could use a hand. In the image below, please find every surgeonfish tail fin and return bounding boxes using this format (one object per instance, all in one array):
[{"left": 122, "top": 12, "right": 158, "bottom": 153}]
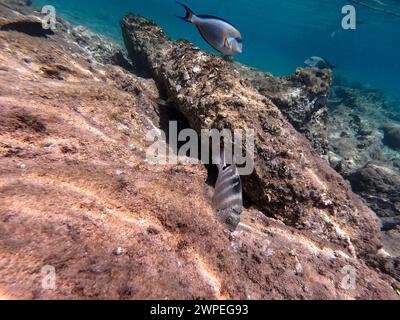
[
  {"left": 176, "top": 2, "right": 195, "bottom": 23},
  {"left": 322, "top": 56, "right": 337, "bottom": 70}
]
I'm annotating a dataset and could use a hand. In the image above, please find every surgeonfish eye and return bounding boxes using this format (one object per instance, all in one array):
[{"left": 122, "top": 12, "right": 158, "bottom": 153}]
[{"left": 228, "top": 37, "right": 242, "bottom": 54}]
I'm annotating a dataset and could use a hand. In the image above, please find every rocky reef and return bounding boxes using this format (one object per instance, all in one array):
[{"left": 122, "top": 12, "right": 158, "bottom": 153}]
[
  {"left": 121, "top": 14, "right": 381, "bottom": 259},
  {"left": 325, "top": 84, "right": 400, "bottom": 258},
  {"left": 236, "top": 54, "right": 400, "bottom": 242},
  {"left": 236, "top": 64, "right": 332, "bottom": 155},
  {"left": 0, "top": 1, "right": 399, "bottom": 299}
]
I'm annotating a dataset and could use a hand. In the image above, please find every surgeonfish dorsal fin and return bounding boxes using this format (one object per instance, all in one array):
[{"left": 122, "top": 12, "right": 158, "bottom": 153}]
[{"left": 212, "top": 149, "right": 243, "bottom": 231}]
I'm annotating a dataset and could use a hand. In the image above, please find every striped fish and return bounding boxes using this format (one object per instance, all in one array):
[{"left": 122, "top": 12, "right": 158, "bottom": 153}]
[
  {"left": 177, "top": 2, "right": 243, "bottom": 57},
  {"left": 212, "top": 150, "right": 243, "bottom": 231}
]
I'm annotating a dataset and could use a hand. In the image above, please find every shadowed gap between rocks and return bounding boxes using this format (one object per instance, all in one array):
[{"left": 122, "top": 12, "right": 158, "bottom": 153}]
[
  {"left": 155, "top": 98, "right": 254, "bottom": 209},
  {"left": 0, "top": 20, "right": 54, "bottom": 37}
]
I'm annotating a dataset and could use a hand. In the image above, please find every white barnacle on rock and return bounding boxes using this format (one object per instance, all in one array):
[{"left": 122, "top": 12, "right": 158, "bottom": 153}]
[
  {"left": 200, "top": 55, "right": 209, "bottom": 62},
  {"left": 295, "top": 257, "right": 303, "bottom": 276},
  {"left": 117, "top": 123, "right": 129, "bottom": 131},
  {"left": 289, "top": 88, "right": 302, "bottom": 99},
  {"left": 113, "top": 247, "right": 126, "bottom": 256},
  {"left": 17, "top": 163, "right": 26, "bottom": 169},
  {"left": 265, "top": 248, "right": 275, "bottom": 257},
  {"left": 322, "top": 199, "right": 333, "bottom": 207},
  {"left": 193, "top": 66, "right": 201, "bottom": 73}
]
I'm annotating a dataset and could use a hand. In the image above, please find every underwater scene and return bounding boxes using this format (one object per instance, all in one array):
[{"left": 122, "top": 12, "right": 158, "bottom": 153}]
[{"left": 0, "top": 0, "right": 400, "bottom": 301}]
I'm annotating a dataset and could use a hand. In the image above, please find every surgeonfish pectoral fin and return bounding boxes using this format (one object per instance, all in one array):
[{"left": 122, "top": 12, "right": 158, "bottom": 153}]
[
  {"left": 222, "top": 34, "right": 232, "bottom": 49},
  {"left": 176, "top": 2, "right": 195, "bottom": 23},
  {"left": 223, "top": 36, "right": 228, "bottom": 48}
]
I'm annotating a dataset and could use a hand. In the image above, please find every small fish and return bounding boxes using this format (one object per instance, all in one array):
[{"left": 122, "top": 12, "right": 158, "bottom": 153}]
[
  {"left": 212, "top": 149, "right": 243, "bottom": 231},
  {"left": 304, "top": 56, "right": 337, "bottom": 70},
  {"left": 312, "top": 95, "right": 328, "bottom": 111},
  {"left": 177, "top": 2, "right": 243, "bottom": 57}
]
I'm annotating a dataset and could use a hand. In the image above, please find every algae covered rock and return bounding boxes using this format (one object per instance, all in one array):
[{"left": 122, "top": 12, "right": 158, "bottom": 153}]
[
  {"left": 348, "top": 162, "right": 400, "bottom": 220},
  {"left": 382, "top": 124, "right": 400, "bottom": 150},
  {"left": 236, "top": 65, "right": 332, "bottom": 155}
]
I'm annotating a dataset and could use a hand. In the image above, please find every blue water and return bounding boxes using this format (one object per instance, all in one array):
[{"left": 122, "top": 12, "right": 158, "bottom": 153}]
[{"left": 35, "top": 0, "right": 400, "bottom": 100}]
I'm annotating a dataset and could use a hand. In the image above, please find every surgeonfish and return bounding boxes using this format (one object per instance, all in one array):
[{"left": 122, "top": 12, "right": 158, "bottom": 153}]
[
  {"left": 177, "top": 2, "right": 243, "bottom": 57},
  {"left": 212, "top": 149, "right": 243, "bottom": 231},
  {"left": 304, "top": 56, "right": 336, "bottom": 70}
]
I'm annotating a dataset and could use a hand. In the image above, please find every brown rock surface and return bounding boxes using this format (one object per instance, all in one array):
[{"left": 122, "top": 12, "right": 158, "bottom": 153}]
[{"left": 0, "top": 2, "right": 398, "bottom": 299}]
